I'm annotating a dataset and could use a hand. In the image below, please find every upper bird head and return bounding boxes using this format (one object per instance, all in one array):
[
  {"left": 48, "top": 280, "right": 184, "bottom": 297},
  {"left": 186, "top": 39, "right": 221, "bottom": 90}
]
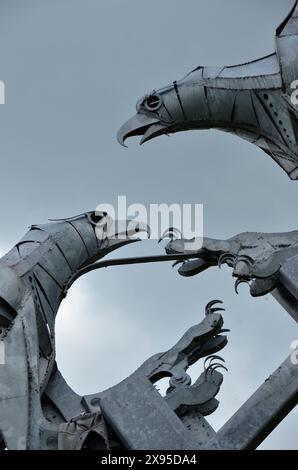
[{"left": 117, "top": 68, "right": 208, "bottom": 147}]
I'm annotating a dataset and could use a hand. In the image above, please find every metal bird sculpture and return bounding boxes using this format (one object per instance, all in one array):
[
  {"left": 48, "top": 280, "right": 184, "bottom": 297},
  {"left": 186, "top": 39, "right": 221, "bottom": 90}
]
[
  {"left": 1, "top": 0, "right": 297, "bottom": 452},
  {"left": 0, "top": 213, "right": 229, "bottom": 450},
  {"left": 0, "top": 211, "right": 149, "bottom": 449},
  {"left": 118, "top": 1, "right": 298, "bottom": 180}
]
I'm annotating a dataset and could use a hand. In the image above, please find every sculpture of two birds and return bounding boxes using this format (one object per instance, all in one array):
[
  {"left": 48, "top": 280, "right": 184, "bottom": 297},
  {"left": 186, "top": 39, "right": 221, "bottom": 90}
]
[{"left": 1, "top": 0, "right": 298, "bottom": 450}]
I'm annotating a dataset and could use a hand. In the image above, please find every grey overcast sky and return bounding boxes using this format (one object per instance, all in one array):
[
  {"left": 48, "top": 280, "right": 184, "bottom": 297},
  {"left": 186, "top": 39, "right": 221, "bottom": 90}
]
[{"left": 0, "top": 0, "right": 297, "bottom": 449}]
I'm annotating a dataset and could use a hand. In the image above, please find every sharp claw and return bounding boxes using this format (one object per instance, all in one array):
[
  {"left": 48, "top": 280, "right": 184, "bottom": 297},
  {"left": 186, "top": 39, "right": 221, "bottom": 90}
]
[
  {"left": 210, "top": 356, "right": 225, "bottom": 364},
  {"left": 218, "top": 328, "right": 230, "bottom": 333},
  {"left": 158, "top": 227, "right": 182, "bottom": 243},
  {"left": 210, "top": 307, "right": 226, "bottom": 313},
  {"left": 205, "top": 363, "right": 228, "bottom": 379},
  {"left": 211, "top": 364, "right": 228, "bottom": 375},
  {"left": 206, "top": 363, "right": 227, "bottom": 375},
  {"left": 172, "top": 260, "right": 186, "bottom": 268},
  {"left": 204, "top": 364, "right": 214, "bottom": 379},
  {"left": 209, "top": 362, "right": 226, "bottom": 368},
  {"left": 204, "top": 355, "right": 225, "bottom": 370},
  {"left": 205, "top": 363, "right": 224, "bottom": 378},
  {"left": 204, "top": 357, "right": 226, "bottom": 379},
  {"left": 218, "top": 253, "right": 236, "bottom": 269},
  {"left": 236, "top": 255, "right": 254, "bottom": 268},
  {"left": 235, "top": 279, "right": 242, "bottom": 294},
  {"left": 206, "top": 299, "right": 223, "bottom": 308},
  {"left": 205, "top": 300, "right": 223, "bottom": 315},
  {"left": 234, "top": 278, "right": 250, "bottom": 295}
]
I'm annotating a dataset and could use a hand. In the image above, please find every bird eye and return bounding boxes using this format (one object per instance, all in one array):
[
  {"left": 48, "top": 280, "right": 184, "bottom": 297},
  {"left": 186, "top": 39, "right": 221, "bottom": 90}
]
[
  {"left": 143, "top": 94, "right": 162, "bottom": 111},
  {"left": 88, "top": 211, "right": 108, "bottom": 225}
]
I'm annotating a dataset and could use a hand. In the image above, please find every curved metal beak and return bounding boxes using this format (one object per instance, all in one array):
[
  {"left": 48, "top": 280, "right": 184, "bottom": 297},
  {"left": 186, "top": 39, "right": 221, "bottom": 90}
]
[
  {"left": 106, "top": 219, "right": 151, "bottom": 247},
  {"left": 117, "top": 113, "right": 167, "bottom": 147}
]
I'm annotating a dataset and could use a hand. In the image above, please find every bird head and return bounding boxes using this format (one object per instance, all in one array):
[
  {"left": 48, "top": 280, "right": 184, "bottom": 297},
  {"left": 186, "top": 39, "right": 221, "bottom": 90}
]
[
  {"left": 117, "top": 68, "right": 209, "bottom": 147},
  {"left": 86, "top": 210, "right": 150, "bottom": 257},
  {"left": 45, "top": 211, "right": 150, "bottom": 264}
]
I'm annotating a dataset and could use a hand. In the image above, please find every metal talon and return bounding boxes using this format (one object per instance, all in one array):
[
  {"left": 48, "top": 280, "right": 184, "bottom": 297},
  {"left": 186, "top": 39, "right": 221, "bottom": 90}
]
[
  {"left": 218, "top": 253, "right": 236, "bottom": 269},
  {"left": 204, "top": 363, "right": 227, "bottom": 379},
  {"left": 204, "top": 354, "right": 227, "bottom": 379},
  {"left": 210, "top": 364, "right": 228, "bottom": 375},
  {"left": 204, "top": 355, "right": 225, "bottom": 370},
  {"left": 234, "top": 278, "right": 250, "bottom": 295},
  {"left": 172, "top": 259, "right": 186, "bottom": 268},
  {"left": 236, "top": 255, "right": 254, "bottom": 267},
  {"left": 205, "top": 362, "right": 226, "bottom": 373},
  {"left": 158, "top": 227, "right": 182, "bottom": 243},
  {"left": 205, "top": 300, "right": 223, "bottom": 315},
  {"left": 204, "top": 363, "right": 219, "bottom": 379}
]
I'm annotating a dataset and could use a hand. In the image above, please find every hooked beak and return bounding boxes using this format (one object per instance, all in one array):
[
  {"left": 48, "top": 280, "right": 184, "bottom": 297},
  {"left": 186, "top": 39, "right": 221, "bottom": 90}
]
[
  {"left": 117, "top": 113, "right": 168, "bottom": 147},
  {"left": 104, "top": 219, "right": 150, "bottom": 251}
]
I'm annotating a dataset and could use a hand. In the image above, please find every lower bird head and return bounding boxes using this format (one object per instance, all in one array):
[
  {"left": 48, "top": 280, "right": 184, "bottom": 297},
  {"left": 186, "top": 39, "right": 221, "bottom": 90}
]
[
  {"left": 86, "top": 211, "right": 150, "bottom": 257},
  {"left": 45, "top": 211, "right": 150, "bottom": 265}
]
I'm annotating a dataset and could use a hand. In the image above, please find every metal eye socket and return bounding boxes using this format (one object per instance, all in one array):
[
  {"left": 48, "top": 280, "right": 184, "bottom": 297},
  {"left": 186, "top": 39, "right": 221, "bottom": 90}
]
[
  {"left": 88, "top": 211, "right": 107, "bottom": 225},
  {"left": 143, "top": 94, "right": 162, "bottom": 112}
]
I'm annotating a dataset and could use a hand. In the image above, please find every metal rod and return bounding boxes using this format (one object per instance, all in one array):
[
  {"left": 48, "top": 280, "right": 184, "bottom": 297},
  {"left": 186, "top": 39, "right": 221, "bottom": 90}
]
[{"left": 69, "top": 253, "right": 201, "bottom": 286}]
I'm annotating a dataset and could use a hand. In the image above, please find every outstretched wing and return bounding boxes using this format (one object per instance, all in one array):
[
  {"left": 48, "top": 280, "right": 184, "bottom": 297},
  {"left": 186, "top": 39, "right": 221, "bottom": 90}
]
[{"left": 276, "top": 0, "right": 298, "bottom": 92}]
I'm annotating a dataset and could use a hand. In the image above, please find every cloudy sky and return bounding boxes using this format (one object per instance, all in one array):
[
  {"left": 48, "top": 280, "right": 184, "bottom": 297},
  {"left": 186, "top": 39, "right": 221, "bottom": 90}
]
[{"left": 0, "top": 0, "right": 297, "bottom": 449}]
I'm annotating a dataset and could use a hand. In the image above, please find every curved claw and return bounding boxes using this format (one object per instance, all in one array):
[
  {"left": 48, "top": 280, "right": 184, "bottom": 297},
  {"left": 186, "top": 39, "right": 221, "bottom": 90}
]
[
  {"left": 211, "top": 364, "right": 228, "bottom": 375},
  {"left": 205, "top": 362, "right": 226, "bottom": 372},
  {"left": 205, "top": 299, "right": 223, "bottom": 315},
  {"left": 234, "top": 278, "right": 250, "bottom": 295},
  {"left": 158, "top": 227, "right": 182, "bottom": 243},
  {"left": 204, "top": 363, "right": 225, "bottom": 379},
  {"left": 172, "top": 259, "right": 186, "bottom": 268},
  {"left": 204, "top": 363, "right": 228, "bottom": 379},
  {"left": 218, "top": 253, "right": 236, "bottom": 269},
  {"left": 204, "top": 355, "right": 225, "bottom": 370},
  {"left": 236, "top": 255, "right": 254, "bottom": 267}
]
